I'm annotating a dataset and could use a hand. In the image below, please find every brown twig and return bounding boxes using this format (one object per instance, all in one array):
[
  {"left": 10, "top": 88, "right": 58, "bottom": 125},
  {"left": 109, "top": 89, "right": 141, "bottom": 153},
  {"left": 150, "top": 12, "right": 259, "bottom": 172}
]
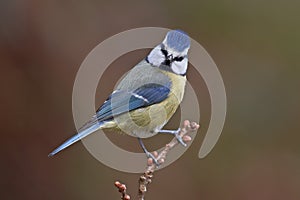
[
  {"left": 114, "top": 120, "right": 200, "bottom": 200},
  {"left": 115, "top": 181, "right": 131, "bottom": 200},
  {"left": 137, "top": 120, "right": 199, "bottom": 200}
]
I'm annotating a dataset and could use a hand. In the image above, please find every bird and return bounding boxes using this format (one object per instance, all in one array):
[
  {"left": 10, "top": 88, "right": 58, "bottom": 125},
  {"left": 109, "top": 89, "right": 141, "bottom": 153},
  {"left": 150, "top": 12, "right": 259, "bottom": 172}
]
[{"left": 49, "top": 30, "right": 191, "bottom": 163}]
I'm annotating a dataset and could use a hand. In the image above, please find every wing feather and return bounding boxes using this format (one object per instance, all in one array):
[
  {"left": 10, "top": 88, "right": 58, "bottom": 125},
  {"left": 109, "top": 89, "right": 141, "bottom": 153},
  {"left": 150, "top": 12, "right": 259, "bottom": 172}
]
[{"left": 79, "top": 82, "right": 171, "bottom": 131}]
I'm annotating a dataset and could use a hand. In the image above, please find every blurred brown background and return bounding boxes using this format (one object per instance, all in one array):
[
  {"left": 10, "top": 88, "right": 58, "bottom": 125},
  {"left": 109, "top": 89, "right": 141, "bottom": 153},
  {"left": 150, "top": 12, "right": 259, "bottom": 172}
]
[{"left": 1, "top": 1, "right": 300, "bottom": 200}]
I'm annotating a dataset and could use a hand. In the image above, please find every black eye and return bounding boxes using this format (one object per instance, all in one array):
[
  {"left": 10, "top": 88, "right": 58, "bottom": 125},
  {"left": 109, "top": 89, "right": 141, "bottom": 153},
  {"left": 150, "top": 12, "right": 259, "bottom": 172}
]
[
  {"left": 173, "top": 56, "right": 184, "bottom": 62},
  {"left": 161, "top": 49, "right": 168, "bottom": 57}
]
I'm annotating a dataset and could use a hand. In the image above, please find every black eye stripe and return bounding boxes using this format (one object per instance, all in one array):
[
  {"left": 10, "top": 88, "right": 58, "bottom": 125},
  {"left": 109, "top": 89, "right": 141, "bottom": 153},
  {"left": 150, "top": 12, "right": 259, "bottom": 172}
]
[
  {"left": 161, "top": 48, "right": 184, "bottom": 61},
  {"left": 173, "top": 56, "right": 184, "bottom": 62},
  {"left": 161, "top": 49, "right": 168, "bottom": 57}
]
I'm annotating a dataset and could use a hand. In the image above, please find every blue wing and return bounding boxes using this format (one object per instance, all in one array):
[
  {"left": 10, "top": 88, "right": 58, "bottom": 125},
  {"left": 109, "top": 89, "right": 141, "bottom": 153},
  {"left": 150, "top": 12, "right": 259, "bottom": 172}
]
[
  {"left": 96, "top": 83, "right": 171, "bottom": 121},
  {"left": 78, "top": 82, "right": 171, "bottom": 132}
]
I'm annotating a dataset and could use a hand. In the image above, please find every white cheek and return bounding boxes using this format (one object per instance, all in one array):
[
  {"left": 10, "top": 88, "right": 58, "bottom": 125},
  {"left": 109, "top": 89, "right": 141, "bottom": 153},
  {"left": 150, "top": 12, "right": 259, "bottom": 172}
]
[
  {"left": 171, "top": 58, "right": 188, "bottom": 75},
  {"left": 147, "top": 47, "right": 165, "bottom": 67}
]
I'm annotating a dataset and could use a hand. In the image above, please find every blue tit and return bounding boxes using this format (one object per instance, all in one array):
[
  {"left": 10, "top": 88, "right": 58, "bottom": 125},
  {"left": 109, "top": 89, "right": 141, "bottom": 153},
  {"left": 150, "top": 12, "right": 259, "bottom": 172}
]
[{"left": 49, "top": 30, "right": 191, "bottom": 161}]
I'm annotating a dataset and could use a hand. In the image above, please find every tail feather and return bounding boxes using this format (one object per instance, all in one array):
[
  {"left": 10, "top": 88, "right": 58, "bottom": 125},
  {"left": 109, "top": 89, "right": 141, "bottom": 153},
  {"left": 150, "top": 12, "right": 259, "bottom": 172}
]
[{"left": 48, "top": 123, "right": 102, "bottom": 157}]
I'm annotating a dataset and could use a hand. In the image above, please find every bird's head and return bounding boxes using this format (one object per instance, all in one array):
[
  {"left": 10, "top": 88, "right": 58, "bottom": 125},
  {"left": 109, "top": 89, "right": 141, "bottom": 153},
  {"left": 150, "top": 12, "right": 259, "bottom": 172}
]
[{"left": 147, "top": 30, "right": 191, "bottom": 76}]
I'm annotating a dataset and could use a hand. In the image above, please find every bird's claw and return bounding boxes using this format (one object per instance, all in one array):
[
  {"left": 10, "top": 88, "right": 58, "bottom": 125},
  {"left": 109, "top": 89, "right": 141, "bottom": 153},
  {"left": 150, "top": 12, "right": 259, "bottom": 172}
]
[
  {"left": 145, "top": 152, "right": 160, "bottom": 167},
  {"left": 174, "top": 128, "right": 187, "bottom": 147}
]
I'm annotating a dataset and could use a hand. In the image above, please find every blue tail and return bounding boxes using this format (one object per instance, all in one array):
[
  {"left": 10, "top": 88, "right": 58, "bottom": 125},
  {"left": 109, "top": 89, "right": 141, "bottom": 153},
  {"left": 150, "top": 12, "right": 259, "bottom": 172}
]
[{"left": 48, "top": 123, "right": 102, "bottom": 157}]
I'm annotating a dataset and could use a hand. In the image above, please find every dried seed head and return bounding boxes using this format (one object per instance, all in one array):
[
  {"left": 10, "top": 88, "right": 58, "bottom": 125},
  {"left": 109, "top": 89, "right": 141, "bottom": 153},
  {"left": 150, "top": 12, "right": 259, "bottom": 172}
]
[
  {"left": 159, "top": 158, "right": 165, "bottom": 164},
  {"left": 183, "top": 120, "right": 190, "bottom": 127},
  {"left": 120, "top": 184, "right": 126, "bottom": 190},
  {"left": 140, "top": 176, "right": 146, "bottom": 182},
  {"left": 183, "top": 135, "right": 192, "bottom": 142},
  {"left": 147, "top": 158, "right": 153, "bottom": 166},
  {"left": 114, "top": 181, "right": 122, "bottom": 187}
]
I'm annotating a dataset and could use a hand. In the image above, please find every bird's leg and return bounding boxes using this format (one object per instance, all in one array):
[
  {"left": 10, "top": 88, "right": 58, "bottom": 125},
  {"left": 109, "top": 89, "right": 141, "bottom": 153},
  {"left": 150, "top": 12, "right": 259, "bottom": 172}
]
[
  {"left": 138, "top": 138, "right": 160, "bottom": 166},
  {"left": 158, "top": 128, "right": 187, "bottom": 147}
]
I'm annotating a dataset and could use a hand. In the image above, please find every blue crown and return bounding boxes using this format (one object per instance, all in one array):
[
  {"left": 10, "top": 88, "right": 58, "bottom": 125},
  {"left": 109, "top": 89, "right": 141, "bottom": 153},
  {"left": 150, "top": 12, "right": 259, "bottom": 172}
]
[{"left": 165, "top": 30, "right": 190, "bottom": 52}]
